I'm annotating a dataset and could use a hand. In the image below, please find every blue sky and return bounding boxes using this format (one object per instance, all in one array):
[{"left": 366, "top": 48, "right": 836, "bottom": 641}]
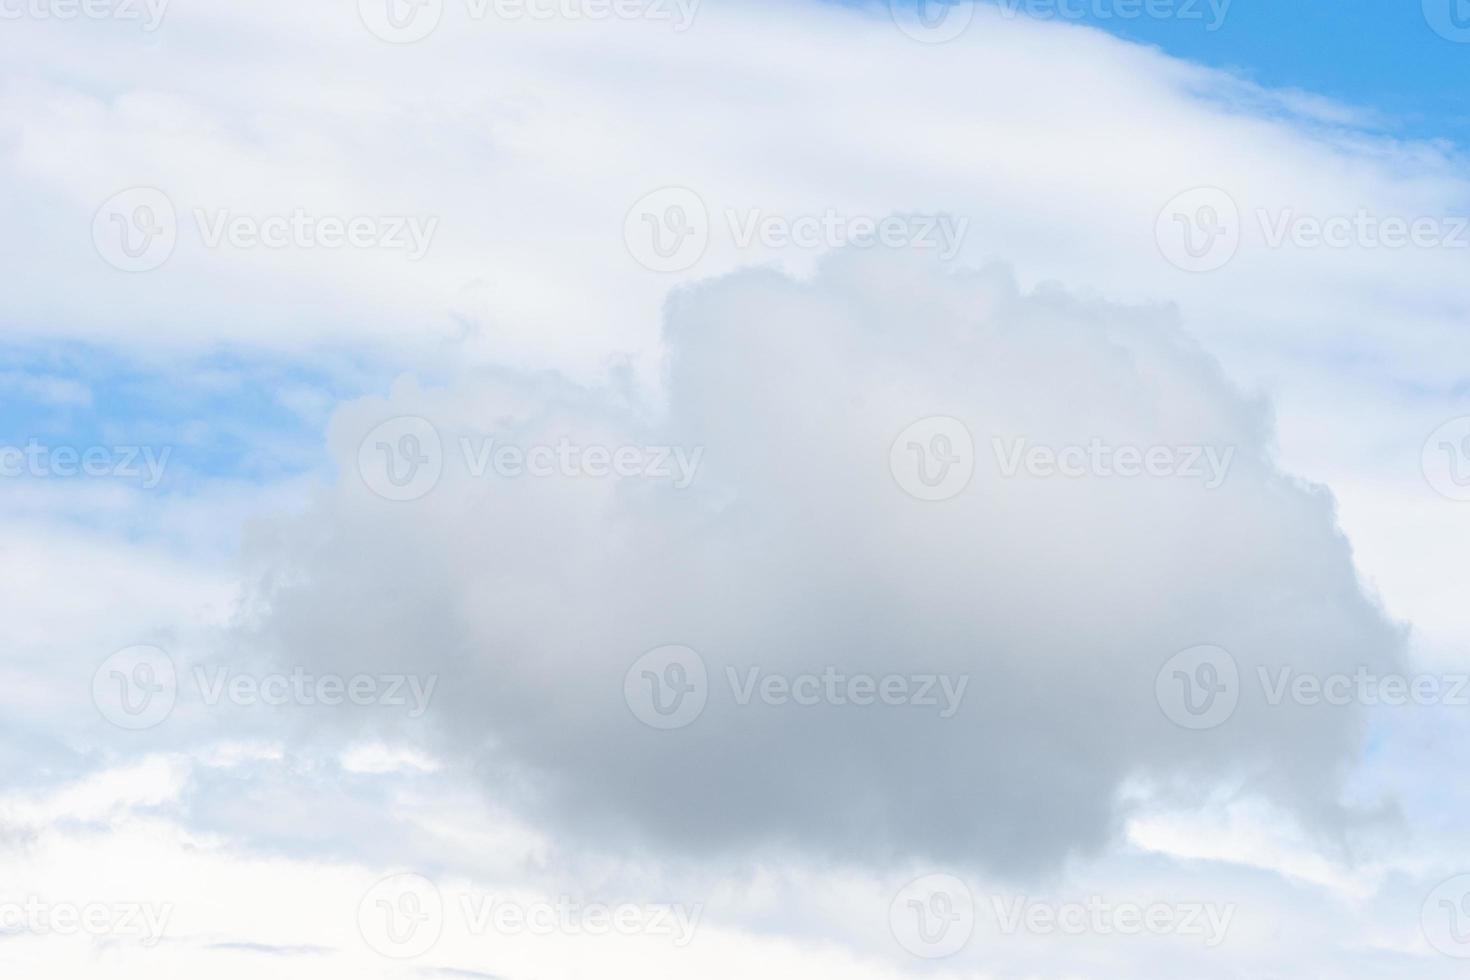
[{"left": 953, "top": 0, "right": 1470, "bottom": 144}]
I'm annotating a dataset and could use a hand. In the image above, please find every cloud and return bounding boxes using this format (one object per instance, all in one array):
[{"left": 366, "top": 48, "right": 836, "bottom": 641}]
[{"left": 238, "top": 249, "right": 1404, "bottom": 875}]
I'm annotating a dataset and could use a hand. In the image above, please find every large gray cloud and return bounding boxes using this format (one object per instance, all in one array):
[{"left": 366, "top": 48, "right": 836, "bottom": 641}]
[{"left": 238, "top": 250, "right": 1403, "bottom": 875}]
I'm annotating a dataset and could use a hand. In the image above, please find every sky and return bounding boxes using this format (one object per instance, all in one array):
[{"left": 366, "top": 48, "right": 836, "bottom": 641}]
[{"left": 3, "top": 1, "right": 1470, "bottom": 978}]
